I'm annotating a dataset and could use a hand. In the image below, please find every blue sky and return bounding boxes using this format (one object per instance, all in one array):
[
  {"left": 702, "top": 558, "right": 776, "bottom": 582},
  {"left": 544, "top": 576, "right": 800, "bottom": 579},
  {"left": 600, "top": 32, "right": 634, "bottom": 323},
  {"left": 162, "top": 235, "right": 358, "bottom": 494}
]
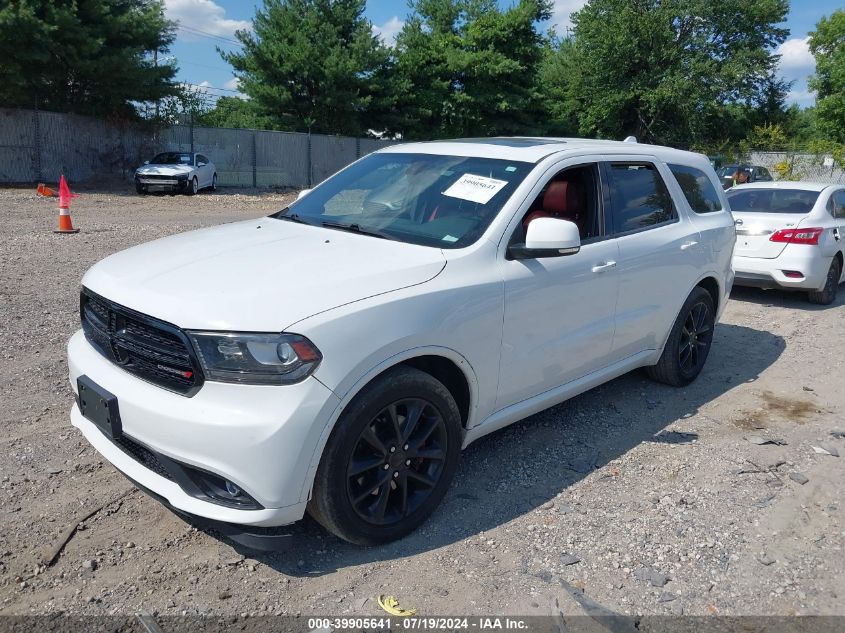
[{"left": 164, "top": 0, "right": 840, "bottom": 109}]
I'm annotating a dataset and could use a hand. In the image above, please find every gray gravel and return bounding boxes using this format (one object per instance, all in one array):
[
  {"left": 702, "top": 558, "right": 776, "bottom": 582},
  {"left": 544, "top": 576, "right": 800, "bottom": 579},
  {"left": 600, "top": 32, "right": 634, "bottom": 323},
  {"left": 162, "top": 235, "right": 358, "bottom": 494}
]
[{"left": 1, "top": 186, "right": 844, "bottom": 617}]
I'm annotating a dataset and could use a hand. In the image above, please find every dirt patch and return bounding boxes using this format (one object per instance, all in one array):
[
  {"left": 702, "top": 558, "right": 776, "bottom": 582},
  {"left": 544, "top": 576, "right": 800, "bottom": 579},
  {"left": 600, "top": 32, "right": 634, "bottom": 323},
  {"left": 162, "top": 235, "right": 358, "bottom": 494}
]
[
  {"left": 1, "top": 188, "right": 844, "bottom": 618},
  {"left": 733, "top": 390, "right": 822, "bottom": 429}
]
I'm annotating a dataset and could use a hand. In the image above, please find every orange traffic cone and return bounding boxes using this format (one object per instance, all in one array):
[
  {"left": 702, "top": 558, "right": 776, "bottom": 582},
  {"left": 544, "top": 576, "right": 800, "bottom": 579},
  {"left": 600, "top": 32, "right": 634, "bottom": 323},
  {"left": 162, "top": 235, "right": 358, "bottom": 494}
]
[
  {"left": 54, "top": 175, "right": 79, "bottom": 234},
  {"left": 37, "top": 183, "right": 56, "bottom": 197}
]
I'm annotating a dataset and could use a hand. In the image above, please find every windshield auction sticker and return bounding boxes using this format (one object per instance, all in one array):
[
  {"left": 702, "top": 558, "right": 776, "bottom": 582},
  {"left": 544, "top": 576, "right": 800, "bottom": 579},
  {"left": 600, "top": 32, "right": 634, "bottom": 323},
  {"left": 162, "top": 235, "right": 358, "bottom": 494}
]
[{"left": 442, "top": 173, "right": 508, "bottom": 204}]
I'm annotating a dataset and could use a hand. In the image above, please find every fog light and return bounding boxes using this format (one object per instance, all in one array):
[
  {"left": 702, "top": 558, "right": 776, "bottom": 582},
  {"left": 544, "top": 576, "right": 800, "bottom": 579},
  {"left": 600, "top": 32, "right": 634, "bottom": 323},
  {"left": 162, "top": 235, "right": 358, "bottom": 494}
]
[{"left": 181, "top": 465, "right": 262, "bottom": 509}]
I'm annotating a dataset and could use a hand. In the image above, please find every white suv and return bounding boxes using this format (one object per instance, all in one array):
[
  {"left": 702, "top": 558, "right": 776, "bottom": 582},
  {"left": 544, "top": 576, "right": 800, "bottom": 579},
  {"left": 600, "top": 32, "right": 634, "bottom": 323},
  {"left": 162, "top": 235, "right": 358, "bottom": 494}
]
[{"left": 68, "top": 138, "right": 735, "bottom": 545}]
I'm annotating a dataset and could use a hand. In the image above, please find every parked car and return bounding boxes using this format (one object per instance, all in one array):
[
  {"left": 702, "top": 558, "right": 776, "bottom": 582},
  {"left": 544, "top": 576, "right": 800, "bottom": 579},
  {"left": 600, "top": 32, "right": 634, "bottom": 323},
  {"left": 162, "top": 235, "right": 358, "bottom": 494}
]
[
  {"left": 717, "top": 164, "right": 774, "bottom": 189},
  {"left": 68, "top": 138, "right": 735, "bottom": 545},
  {"left": 134, "top": 152, "right": 217, "bottom": 195},
  {"left": 728, "top": 182, "right": 845, "bottom": 304}
]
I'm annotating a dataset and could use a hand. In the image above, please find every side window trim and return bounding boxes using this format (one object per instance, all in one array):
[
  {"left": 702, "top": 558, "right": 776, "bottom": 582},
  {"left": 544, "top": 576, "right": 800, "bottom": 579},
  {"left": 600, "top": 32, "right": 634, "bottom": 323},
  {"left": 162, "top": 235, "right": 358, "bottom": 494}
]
[{"left": 602, "top": 159, "right": 680, "bottom": 238}]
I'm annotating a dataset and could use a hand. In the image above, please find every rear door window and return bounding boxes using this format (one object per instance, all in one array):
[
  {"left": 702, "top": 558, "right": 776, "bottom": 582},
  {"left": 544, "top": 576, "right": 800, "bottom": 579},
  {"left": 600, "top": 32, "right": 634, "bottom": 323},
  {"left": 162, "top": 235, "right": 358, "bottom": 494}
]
[
  {"left": 834, "top": 191, "right": 845, "bottom": 219},
  {"left": 607, "top": 162, "right": 677, "bottom": 234},
  {"left": 668, "top": 164, "right": 723, "bottom": 214}
]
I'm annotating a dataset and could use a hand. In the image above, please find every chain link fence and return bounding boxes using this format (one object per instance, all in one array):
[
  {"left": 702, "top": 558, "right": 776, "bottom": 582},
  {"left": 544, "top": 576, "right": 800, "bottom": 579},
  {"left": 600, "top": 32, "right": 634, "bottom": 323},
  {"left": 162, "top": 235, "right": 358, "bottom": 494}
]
[
  {"left": 0, "top": 107, "right": 397, "bottom": 188},
  {"left": 747, "top": 151, "right": 845, "bottom": 184}
]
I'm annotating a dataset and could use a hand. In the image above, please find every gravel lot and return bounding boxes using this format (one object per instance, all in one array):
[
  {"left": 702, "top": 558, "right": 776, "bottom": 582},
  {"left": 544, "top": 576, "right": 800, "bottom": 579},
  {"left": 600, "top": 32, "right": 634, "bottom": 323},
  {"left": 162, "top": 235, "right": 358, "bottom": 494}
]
[{"left": 1, "top": 187, "right": 843, "bottom": 619}]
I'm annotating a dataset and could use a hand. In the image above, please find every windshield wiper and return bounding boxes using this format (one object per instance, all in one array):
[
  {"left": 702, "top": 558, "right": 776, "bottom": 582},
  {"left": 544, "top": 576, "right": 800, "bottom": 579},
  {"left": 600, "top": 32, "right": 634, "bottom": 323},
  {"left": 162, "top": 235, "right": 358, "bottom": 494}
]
[
  {"left": 321, "top": 220, "right": 392, "bottom": 240},
  {"left": 271, "top": 208, "right": 309, "bottom": 224}
]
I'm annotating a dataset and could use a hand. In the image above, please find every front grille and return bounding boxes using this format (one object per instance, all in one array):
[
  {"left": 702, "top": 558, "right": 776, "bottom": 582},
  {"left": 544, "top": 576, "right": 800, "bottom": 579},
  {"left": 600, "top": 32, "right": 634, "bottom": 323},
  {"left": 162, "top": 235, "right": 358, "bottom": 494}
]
[
  {"left": 111, "top": 433, "right": 175, "bottom": 481},
  {"left": 80, "top": 288, "right": 203, "bottom": 396},
  {"left": 138, "top": 175, "right": 183, "bottom": 182}
]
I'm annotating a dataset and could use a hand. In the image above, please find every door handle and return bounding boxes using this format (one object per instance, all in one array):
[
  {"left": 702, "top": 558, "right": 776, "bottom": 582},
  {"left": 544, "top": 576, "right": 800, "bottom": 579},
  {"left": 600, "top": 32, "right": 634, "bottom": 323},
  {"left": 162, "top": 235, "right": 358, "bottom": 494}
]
[
  {"left": 680, "top": 240, "right": 699, "bottom": 250},
  {"left": 591, "top": 261, "right": 617, "bottom": 273}
]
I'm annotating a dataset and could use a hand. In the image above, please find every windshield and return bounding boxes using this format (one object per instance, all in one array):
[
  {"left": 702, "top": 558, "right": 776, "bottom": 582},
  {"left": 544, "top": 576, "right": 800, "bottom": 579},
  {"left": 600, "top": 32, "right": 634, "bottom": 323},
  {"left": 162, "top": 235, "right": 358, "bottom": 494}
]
[
  {"left": 151, "top": 152, "right": 193, "bottom": 165},
  {"left": 272, "top": 152, "right": 533, "bottom": 248},
  {"left": 727, "top": 189, "right": 820, "bottom": 214},
  {"left": 718, "top": 166, "right": 739, "bottom": 177}
]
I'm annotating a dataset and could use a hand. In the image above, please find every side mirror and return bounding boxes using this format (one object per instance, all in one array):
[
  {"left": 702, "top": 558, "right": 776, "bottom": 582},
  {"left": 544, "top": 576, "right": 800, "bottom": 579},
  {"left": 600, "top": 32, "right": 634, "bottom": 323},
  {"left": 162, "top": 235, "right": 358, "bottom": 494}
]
[
  {"left": 297, "top": 188, "right": 312, "bottom": 200},
  {"left": 143, "top": 160, "right": 150, "bottom": 165},
  {"left": 197, "top": 161, "right": 206, "bottom": 167},
  {"left": 508, "top": 217, "right": 581, "bottom": 260}
]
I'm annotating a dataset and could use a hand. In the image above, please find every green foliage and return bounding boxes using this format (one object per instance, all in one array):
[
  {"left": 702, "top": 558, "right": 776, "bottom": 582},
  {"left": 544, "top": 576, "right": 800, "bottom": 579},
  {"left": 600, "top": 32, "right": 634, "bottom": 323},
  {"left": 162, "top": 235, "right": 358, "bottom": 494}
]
[
  {"left": 555, "top": 0, "right": 789, "bottom": 146},
  {"left": 808, "top": 10, "right": 845, "bottom": 143},
  {"left": 394, "top": 0, "right": 552, "bottom": 138},
  {"left": 221, "top": 0, "right": 396, "bottom": 136},
  {"left": 0, "top": 0, "right": 178, "bottom": 117},
  {"left": 745, "top": 123, "right": 789, "bottom": 151},
  {"left": 198, "top": 97, "right": 274, "bottom": 130}
]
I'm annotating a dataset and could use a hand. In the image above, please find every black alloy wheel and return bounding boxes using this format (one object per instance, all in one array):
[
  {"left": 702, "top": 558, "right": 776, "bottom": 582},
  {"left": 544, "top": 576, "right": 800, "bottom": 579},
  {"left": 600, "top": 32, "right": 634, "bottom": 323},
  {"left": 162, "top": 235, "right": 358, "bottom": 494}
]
[
  {"left": 347, "top": 398, "right": 447, "bottom": 526},
  {"left": 678, "top": 301, "right": 712, "bottom": 375}
]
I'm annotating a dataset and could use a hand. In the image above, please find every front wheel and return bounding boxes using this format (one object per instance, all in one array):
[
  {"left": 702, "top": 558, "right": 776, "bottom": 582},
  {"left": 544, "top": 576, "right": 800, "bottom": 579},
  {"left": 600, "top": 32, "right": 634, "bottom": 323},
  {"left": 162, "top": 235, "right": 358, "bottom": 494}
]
[
  {"left": 308, "top": 366, "right": 462, "bottom": 545},
  {"left": 807, "top": 258, "right": 841, "bottom": 305},
  {"left": 186, "top": 176, "right": 198, "bottom": 196},
  {"left": 135, "top": 183, "right": 145, "bottom": 195},
  {"left": 647, "top": 287, "right": 715, "bottom": 387}
]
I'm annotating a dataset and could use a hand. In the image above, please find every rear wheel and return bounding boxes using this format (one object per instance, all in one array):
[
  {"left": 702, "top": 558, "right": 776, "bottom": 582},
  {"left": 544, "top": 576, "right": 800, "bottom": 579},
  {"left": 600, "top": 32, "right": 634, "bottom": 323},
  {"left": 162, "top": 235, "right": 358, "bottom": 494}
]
[
  {"left": 211, "top": 173, "right": 217, "bottom": 191},
  {"left": 308, "top": 366, "right": 461, "bottom": 545},
  {"left": 807, "top": 258, "right": 840, "bottom": 305},
  {"left": 647, "top": 286, "right": 715, "bottom": 387}
]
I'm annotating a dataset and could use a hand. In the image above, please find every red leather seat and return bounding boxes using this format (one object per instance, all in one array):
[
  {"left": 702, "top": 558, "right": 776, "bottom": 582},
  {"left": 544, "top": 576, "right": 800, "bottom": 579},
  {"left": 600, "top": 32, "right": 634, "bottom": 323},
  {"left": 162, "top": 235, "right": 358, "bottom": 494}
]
[{"left": 523, "top": 180, "right": 584, "bottom": 235}]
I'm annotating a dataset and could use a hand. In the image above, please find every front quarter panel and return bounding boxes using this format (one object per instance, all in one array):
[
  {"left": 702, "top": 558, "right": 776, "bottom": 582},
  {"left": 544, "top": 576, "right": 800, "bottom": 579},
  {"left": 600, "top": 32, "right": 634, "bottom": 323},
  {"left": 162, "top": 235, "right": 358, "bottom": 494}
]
[{"left": 288, "top": 242, "right": 504, "bottom": 502}]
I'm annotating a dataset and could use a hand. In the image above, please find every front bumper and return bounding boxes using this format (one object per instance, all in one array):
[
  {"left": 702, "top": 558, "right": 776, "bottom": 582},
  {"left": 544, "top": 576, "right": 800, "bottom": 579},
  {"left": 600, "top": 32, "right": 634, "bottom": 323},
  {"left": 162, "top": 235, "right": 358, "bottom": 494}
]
[
  {"left": 67, "top": 330, "right": 341, "bottom": 526},
  {"left": 733, "top": 247, "right": 829, "bottom": 291},
  {"left": 135, "top": 176, "right": 189, "bottom": 192}
]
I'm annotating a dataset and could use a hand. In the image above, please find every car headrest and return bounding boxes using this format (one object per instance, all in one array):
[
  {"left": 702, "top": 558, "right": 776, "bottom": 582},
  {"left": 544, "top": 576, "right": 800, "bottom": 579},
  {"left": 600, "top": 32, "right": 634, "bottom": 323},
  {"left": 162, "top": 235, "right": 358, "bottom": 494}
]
[{"left": 543, "top": 180, "right": 580, "bottom": 215}]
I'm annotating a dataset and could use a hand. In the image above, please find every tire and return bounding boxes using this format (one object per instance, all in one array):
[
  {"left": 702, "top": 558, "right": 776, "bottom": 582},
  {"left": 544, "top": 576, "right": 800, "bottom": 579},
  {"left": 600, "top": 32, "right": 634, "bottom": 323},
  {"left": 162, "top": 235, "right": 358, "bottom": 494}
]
[
  {"left": 135, "top": 183, "right": 145, "bottom": 195},
  {"left": 308, "top": 366, "right": 462, "bottom": 545},
  {"left": 211, "top": 173, "right": 217, "bottom": 192},
  {"left": 186, "top": 176, "right": 198, "bottom": 196},
  {"left": 807, "top": 258, "right": 841, "bottom": 305},
  {"left": 646, "top": 286, "right": 715, "bottom": 387}
]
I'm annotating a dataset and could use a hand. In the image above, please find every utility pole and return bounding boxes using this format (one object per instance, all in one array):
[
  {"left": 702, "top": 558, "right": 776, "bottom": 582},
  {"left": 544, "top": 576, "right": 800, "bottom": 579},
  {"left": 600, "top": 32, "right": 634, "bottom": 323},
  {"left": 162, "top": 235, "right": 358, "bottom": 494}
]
[{"left": 154, "top": 49, "right": 159, "bottom": 120}]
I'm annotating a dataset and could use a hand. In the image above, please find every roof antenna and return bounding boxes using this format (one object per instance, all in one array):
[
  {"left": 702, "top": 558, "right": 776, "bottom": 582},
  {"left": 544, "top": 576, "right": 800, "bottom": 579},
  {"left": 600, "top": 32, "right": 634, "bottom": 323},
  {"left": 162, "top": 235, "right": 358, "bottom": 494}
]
[{"left": 623, "top": 135, "right": 637, "bottom": 143}]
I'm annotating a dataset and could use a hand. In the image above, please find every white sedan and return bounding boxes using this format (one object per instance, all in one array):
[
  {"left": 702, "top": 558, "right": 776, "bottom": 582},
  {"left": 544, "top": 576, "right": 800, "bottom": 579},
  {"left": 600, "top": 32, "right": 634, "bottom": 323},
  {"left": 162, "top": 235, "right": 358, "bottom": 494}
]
[
  {"left": 134, "top": 152, "right": 217, "bottom": 195},
  {"left": 728, "top": 182, "right": 845, "bottom": 304}
]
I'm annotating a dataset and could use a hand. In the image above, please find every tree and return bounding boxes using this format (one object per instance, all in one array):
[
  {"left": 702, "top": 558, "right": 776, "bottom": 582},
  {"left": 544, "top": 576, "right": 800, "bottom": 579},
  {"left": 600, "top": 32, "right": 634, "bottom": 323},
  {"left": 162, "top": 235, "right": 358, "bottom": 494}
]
[
  {"left": 222, "top": 0, "right": 396, "bottom": 136},
  {"left": 558, "top": 0, "right": 789, "bottom": 146},
  {"left": 808, "top": 9, "right": 845, "bottom": 143},
  {"left": 394, "top": 0, "right": 551, "bottom": 139},
  {"left": 0, "top": 0, "right": 178, "bottom": 117},
  {"left": 198, "top": 97, "right": 275, "bottom": 130}
]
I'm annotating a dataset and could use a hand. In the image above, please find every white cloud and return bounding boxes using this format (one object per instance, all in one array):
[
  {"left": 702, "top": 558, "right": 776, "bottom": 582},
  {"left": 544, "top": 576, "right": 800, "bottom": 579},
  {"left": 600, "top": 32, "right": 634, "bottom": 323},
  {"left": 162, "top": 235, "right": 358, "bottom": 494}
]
[
  {"left": 786, "top": 88, "right": 815, "bottom": 108},
  {"left": 776, "top": 37, "right": 815, "bottom": 74},
  {"left": 372, "top": 16, "right": 404, "bottom": 45},
  {"left": 223, "top": 77, "right": 240, "bottom": 91},
  {"left": 197, "top": 80, "right": 213, "bottom": 88},
  {"left": 165, "top": 0, "right": 250, "bottom": 40},
  {"left": 549, "top": 0, "right": 587, "bottom": 34}
]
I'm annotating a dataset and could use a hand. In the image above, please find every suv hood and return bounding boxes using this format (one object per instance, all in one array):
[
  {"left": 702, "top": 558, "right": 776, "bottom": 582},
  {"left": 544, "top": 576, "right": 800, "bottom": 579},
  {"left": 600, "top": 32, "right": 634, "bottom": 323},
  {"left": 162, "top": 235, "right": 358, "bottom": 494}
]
[
  {"left": 136, "top": 164, "right": 194, "bottom": 176},
  {"left": 82, "top": 219, "right": 447, "bottom": 331}
]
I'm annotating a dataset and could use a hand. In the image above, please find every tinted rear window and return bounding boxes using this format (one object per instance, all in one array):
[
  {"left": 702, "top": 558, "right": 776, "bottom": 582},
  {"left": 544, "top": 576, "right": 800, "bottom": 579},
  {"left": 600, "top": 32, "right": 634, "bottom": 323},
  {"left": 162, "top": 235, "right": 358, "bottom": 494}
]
[
  {"left": 727, "top": 189, "right": 821, "bottom": 214},
  {"left": 669, "top": 164, "right": 723, "bottom": 214},
  {"left": 608, "top": 163, "right": 677, "bottom": 233}
]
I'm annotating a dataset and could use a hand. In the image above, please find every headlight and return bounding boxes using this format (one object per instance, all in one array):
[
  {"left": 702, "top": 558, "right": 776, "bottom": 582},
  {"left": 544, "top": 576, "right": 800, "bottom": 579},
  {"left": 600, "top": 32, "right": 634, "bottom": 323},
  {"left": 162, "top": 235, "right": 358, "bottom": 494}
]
[{"left": 187, "top": 332, "right": 322, "bottom": 385}]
